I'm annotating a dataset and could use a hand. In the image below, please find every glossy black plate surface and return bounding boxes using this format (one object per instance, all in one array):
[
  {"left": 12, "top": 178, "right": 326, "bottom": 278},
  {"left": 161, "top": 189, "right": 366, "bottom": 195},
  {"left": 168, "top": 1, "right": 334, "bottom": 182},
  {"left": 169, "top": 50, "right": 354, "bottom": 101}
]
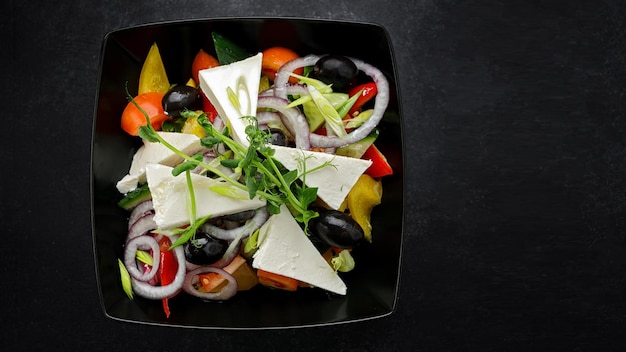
[{"left": 92, "top": 18, "right": 404, "bottom": 329}]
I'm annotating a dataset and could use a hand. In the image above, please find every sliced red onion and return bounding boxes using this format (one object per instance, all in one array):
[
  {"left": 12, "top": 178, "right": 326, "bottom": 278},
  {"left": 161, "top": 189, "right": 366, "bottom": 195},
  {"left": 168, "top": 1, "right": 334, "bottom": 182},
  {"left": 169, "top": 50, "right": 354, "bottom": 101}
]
[
  {"left": 257, "top": 96, "right": 311, "bottom": 150},
  {"left": 256, "top": 110, "right": 282, "bottom": 126},
  {"left": 128, "top": 200, "right": 153, "bottom": 229},
  {"left": 322, "top": 123, "right": 338, "bottom": 154},
  {"left": 212, "top": 115, "right": 225, "bottom": 132},
  {"left": 127, "top": 212, "right": 157, "bottom": 241},
  {"left": 183, "top": 266, "right": 237, "bottom": 301},
  {"left": 204, "top": 208, "right": 266, "bottom": 269},
  {"left": 274, "top": 55, "right": 321, "bottom": 101},
  {"left": 124, "top": 235, "right": 160, "bottom": 282},
  {"left": 131, "top": 242, "right": 186, "bottom": 300},
  {"left": 192, "top": 149, "right": 217, "bottom": 174},
  {"left": 260, "top": 84, "right": 310, "bottom": 98},
  {"left": 200, "top": 207, "right": 269, "bottom": 241},
  {"left": 309, "top": 57, "right": 390, "bottom": 148}
]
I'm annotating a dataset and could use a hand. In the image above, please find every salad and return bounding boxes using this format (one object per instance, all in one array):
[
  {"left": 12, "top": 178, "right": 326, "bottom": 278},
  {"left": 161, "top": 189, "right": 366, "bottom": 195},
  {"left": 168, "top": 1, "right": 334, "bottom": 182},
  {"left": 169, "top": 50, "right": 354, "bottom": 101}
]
[{"left": 115, "top": 32, "right": 393, "bottom": 318}]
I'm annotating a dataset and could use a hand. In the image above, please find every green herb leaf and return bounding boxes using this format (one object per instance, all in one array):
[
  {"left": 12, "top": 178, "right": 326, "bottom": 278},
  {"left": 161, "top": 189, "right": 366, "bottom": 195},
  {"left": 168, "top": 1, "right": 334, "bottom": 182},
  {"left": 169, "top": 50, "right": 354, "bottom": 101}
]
[
  {"left": 212, "top": 32, "right": 251, "bottom": 65},
  {"left": 138, "top": 125, "right": 159, "bottom": 142},
  {"left": 282, "top": 169, "right": 298, "bottom": 187},
  {"left": 197, "top": 113, "right": 212, "bottom": 128},
  {"left": 169, "top": 214, "right": 212, "bottom": 249},
  {"left": 296, "top": 209, "right": 319, "bottom": 232},
  {"left": 245, "top": 165, "right": 259, "bottom": 199},
  {"left": 201, "top": 136, "right": 222, "bottom": 148},
  {"left": 161, "top": 119, "right": 185, "bottom": 132},
  {"left": 172, "top": 152, "right": 203, "bottom": 176},
  {"left": 331, "top": 249, "right": 356, "bottom": 272},
  {"left": 266, "top": 199, "right": 282, "bottom": 214},
  {"left": 220, "top": 158, "right": 241, "bottom": 169},
  {"left": 295, "top": 186, "right": 318, "bottom": 209}
]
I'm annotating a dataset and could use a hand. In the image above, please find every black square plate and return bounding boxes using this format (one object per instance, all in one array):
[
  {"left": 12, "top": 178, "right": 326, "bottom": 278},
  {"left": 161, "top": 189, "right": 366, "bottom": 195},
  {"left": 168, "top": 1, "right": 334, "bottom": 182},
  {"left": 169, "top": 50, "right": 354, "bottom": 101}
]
[{"left": 92, "top": 17, "right": 404, "bottom": 329}]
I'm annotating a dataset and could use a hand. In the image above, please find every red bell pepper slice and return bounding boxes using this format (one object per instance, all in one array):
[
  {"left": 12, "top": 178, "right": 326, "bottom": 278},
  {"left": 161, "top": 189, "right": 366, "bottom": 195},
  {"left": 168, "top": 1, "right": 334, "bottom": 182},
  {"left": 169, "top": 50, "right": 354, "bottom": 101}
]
[
  {"left": 347, "top": 82, "right": 377, "bottom": 117},
  {"left": 157, "top": 236, "right": 178, "bottom": 318},
  {"left": 361, "top": 144, "right": 393, "bottom": 178},
  {"left": 201, "top": 94, "right": 219, "bottom": 123}
]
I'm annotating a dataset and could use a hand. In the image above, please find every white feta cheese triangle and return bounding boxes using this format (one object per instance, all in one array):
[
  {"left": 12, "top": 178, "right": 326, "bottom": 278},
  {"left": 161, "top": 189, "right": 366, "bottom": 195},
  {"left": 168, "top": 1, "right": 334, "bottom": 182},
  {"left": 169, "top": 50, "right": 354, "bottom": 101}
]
[
  {"left": 252, "top": 205, "right": 347, "bottom": 295},
  {"left": 145, "top": 163, "right": 265, "bottom": 229},
  {"left": 271, "top": 145, "right": 373, "bottom": 210},
  {"left": 198, "top": 53, "right": 263, "bottom": 147},
  {"left": 116, "top": 132, "right": 204, "bottom": 194}
]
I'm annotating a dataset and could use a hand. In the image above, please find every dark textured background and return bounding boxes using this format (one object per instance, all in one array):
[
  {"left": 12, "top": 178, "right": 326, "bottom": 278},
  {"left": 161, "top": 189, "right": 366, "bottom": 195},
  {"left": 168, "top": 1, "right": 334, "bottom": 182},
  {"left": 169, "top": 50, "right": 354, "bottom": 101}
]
[{"left": 2, "top": 0, "right": 626, "bottom": 350}]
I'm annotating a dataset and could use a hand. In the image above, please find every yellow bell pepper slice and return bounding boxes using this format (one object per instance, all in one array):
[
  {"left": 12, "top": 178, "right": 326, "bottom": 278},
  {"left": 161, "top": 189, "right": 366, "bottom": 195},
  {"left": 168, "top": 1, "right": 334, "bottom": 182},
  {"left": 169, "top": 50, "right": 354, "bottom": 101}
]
[
  {"left": 181, "top": 111, "right": 206, "bottom": 138},
  {"left": 346, "top": 174, "right": 383, "bottom": 242},
  {"left": 138, "top": 42, "right": 170, "bottom": 94}
]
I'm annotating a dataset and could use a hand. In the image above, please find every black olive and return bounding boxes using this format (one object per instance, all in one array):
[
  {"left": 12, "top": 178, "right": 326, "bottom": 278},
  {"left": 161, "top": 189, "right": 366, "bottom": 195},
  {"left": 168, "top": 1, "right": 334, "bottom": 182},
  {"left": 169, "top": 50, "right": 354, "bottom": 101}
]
[
  {"left": 162, "top": 85, "right": 203, "bottom": 118},
  {"left": 267, "top": 128, "right": 290, "bottom": 147},
  {"left": 310, "top": 55, "right": 358, "bottom": 91},
  {"left": 309, "top": 210, "right": 364, "bottom": 249},
  {"left": 184, "top": 232, "right": 228, "bottom": 265},
  {"left": 217, "top": 209, "right": 256, "bottom": 222}
]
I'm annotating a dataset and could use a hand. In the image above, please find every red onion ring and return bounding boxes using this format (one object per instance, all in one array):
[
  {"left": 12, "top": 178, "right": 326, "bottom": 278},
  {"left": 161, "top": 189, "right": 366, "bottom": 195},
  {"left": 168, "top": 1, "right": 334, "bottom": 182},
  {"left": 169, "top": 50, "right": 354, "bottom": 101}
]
[
  {"left": 309, "top": 57, "right": 390, "bottom": 148},
  {"left": 127, "top": 212, "right": 157, "bottom": 241},
  {"left": 257, "top": 96, "right": 311, "bottom": 150},
  {"left": 131, "top": 241, "right": 186, "bottom": 300},
  {"left": 273, "top": 54, "right": 390, "bottom": 149},
  {"left": 127, "top": 200, "right": 153, "bottom": 229},
  {"left": 183, "top": 266, "right": 238, "bottom": 301},
  {"left": 200, "top": 207, "right": 269, "bottom": 241},
  {"left": 273, "top": 55, "right": 321, "bottom": 101},
  {"left": 256, "top": 110, "right": 282, "bottom": 127},
  {"left": 259, "top": 84, "right": 309, "bottom": 98},
  {"left": 123, "top": 235, "right": 160, "bottom": 282}
]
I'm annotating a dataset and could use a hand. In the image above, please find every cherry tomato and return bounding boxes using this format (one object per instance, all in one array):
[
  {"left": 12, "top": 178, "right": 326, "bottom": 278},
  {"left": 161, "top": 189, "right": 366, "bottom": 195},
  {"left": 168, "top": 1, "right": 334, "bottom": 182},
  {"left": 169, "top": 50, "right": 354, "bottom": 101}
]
[
  {"left": 261, "top": 46, "right": 302, "bottom": 83},
  {"left": 191, "top": 49, "right": 220, "bottom": 85},
  {"left": 121, "top": 92, "right": 169, "bottom": 136}
]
